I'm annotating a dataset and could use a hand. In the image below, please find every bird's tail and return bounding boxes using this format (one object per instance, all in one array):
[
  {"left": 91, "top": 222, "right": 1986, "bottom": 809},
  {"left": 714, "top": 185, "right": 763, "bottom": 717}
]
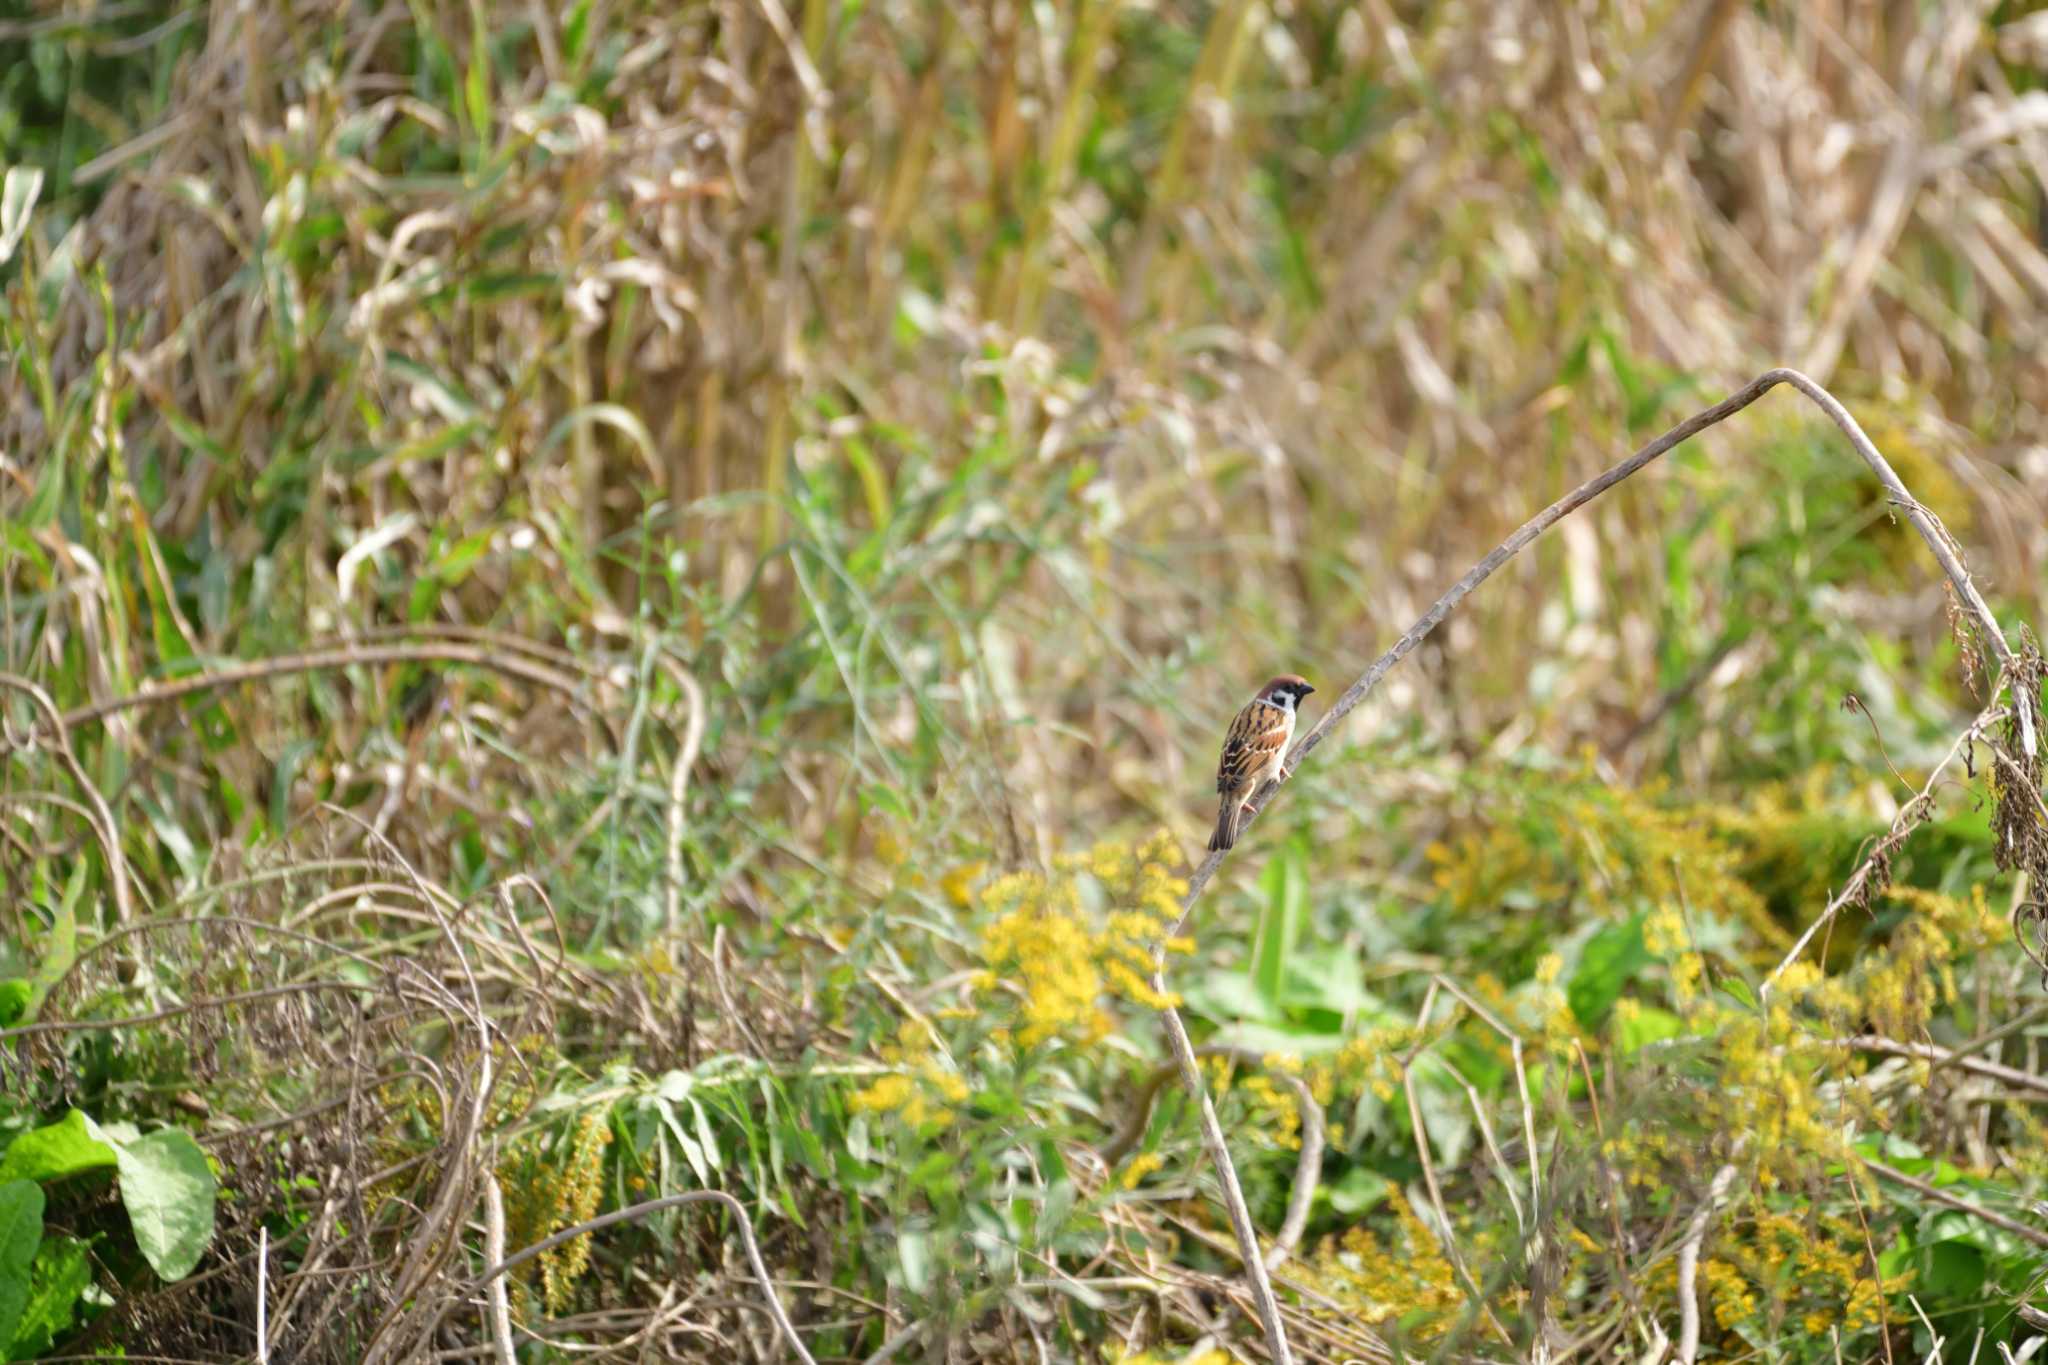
[{"left": 1209, "top": 798, "right": 1241, "bottom": 852}]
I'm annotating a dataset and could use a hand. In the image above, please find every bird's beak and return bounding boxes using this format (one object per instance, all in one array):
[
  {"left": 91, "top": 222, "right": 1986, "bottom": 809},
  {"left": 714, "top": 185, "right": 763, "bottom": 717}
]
[{"left": 1303, "top": 684, "right": 1316, "bottom": 695}]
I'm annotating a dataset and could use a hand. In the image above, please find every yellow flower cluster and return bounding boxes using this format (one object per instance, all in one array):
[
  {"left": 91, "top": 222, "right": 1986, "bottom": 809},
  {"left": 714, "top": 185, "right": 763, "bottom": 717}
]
[
  {"left": 974, "top": 832, "right": 1192, "bottom": 1049},
  {"left": 1702, "top": 1208, "right": 1911, "bottom": 1343},
  {"left": 1288, "top": 1024, "right": 1417, "bottom": 1108},
  {"left": 1304, "top": 1190, "right": 1463, "bottom": 1337},
  {"left": 498, "top": 1110, "right": 614, "bottom": 1317},
  {"left": 848, "top": 1019, "right": 973, "bottom": 1128},
  {"left": 1239, "top": 1072, "right": 1303, "bottom": 1151},
  {"left": 1427, "top": 776, "right": 1780, "bottom": 949}
]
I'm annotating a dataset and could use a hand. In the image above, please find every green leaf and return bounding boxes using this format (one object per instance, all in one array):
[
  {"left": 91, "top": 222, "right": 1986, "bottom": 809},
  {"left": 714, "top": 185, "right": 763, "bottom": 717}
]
[
  {"left": 270, "top": 738, "right": 318, "bottom": 834},
  {"left": 461, "top": 272, "right": 558, "bottom": 302},
  {"left": 537, "top": 403, "right": 656, "bottom": 473},
  {"left": 27, "top": 862, "right": 86, "bottom": 1024},
  {"left": 1281, "top": 946, "right": 1383, "bottom": 1017},
  {"left": 0, "top": 1113, "right": 116, "bottom": 1187},
  {"left": 563, "top": 0, "right": 593, "bottom": 64},
  {"left": 9, "top": 1233, "right": 92, "bottom": 1359},
  {"left": 0, "top": 1179, "right": 44, "bottom": 1350},
  {"left": 1615, "top": 1003, "right": 1684, "bottom": 1053},
  {"left": 1183, "top": 969, "right": 1283, "bottom": 1024},
  {"left": 1252, "top": 840, "right": 1307, "bottom": 1009},
  {"left": 1328, "top": 1166, "right": 1389, "bottom": 1215},
  {"left": 18, "top": 455, "right": 61, "bottom": 529},
  {"left": 0, "top": 983, "right": 26, "bottom": 1029},
  {"left": 655, "top": 1099, "right": 710, "bottom": 1186},
  {"left": 896, "top": 1226, "right": 931, "bottom": 1295},
  {"left": 36, "top": 222, "right": 80, "bottom": 323},
  {"left": 0, "top": 166, "right": 42, "bottom": 266},
  {"left": 1918, "top": 1239, "right": 1985, "bottom": 1300},
  {"left": 1568, "top": 913, "right": 1653, "bottom": 1027},
  {"left": 689, "top": 1100, "right": 722, "bottom": 1175},
  {"left": 465, "top": 3, "right": 493, "bottom": 150},
  {"left": 112, "top": 1129, "right": 216, "bottom": 1281}
]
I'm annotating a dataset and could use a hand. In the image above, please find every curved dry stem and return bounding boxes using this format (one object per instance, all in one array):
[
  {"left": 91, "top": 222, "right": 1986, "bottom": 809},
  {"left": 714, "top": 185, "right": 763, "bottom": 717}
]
[
  {"left": 49, "top": 640, "right": 595, "bottom": 731},
  {"left": 1263, "top": 1073, "right": 1325, "bottom": 1272},
  {"left": 1676, "top": 1162, "right": 1742, "bottom": 1364},
  {"left": 1146, "top": 980, "right": 1295, "bottom": 1362},
  {"left": 471, "top": 1189, "right": 818, "bottom": 1365},
  {"left": 657, "top": 653, "right": 709, "bottom": 934},
  {"left": 0, "top": 672, "right": 136, "bottom": 924}
]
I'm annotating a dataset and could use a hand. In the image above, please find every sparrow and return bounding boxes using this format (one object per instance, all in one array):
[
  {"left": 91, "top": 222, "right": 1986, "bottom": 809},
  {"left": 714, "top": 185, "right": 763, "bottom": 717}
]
[{"left": 1209, "top": 674, "right": 1316, "bottom": 851}]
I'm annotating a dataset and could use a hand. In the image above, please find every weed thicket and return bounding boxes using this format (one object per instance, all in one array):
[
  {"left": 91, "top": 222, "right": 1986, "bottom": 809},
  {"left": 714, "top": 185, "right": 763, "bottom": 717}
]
[{"left": 2, "top": 2, "right": 2047, "bottom": 1360}]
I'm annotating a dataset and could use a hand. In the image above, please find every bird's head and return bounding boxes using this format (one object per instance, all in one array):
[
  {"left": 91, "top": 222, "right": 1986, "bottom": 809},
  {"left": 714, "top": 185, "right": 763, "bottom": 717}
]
[{"left": 1260, "top": 675, "right": 1316, "bottom": 711}]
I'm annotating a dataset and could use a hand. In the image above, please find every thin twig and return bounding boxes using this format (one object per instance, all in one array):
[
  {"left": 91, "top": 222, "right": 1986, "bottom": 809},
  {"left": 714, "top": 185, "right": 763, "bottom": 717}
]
[
  {"left": 1146, "top": 985, "right": 1295, "bottom": 1363},
  {"left": 1764, "top": 704, "right": 2004, "bottom": 994},
  {"left": 1263, "top": 1074, "right": 1325, "bottom": 1272},
  {"left": 1434, "top": 974, "right": 1544, "bottom": 1245},
  {"left": 1676, "top": 1162, "right": 1741, "bottom": 1365},
  {"left": 1845, "top": 1034, "right": 2048, "bottom": 1098},
  {"left": 1865, "top": 1159, "right": 2048, "bottom": 1251},
  {"left": 1399, "top": 984, "right": 1513, "bottom": 1347},
  {"left": 481, "top": 1176, "right": 516, "bottom": 1365},
  {"left": 256, "top": 1225, "right": 270, "bottom": 1365}
]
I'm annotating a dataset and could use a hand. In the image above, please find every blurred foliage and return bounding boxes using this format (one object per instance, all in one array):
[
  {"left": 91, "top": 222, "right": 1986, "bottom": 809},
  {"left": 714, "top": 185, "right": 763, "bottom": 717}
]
[{"left": 3, "top": 0, "right": 2048, "bottom": 1360}]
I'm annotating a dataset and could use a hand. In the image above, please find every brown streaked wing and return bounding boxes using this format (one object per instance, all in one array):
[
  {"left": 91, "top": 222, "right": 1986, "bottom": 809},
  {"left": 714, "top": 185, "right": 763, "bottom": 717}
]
[{"left": 1216, "top": 700, "right": 1289, "bottom": 792}]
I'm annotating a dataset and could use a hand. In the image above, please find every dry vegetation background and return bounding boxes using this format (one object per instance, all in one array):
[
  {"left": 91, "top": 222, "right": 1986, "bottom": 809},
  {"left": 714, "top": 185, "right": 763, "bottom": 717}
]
[{"left": 3, "top": 0, "right": 2048, "bottom": 1360}]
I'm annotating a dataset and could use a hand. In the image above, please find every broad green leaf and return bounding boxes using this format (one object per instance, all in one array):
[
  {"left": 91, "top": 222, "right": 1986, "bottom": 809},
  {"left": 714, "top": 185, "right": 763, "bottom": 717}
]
[
  {"left": 1281, "top": 946, "right": 1383, "bottom": 1017},
  {"left": 1615, "top": 1004, "right": 1684, "bottom": 1054},
  {"left": 1918, "top": 1240, "right": 1985, "bottom": 1300},
  {"left": 0, "top": 1180, "right": 43, "bottom": 1349},
  {"left": 655, "top": 1100, "right": 710, "bottom": 1186},
  {"left": 1252, "top": 840, "right": 1307, "bottom": 1009},
  {"left": 0, "top": 1113, "right": 116, "bottom": 1187},
  {"left": 1183, "top": 970, "right": 1283, "bottom": 1025},
  {"left": 1412, "top": 1059, "right": 1475, "bottom": 1168},
  {"left": 36, "top": 222, "right": 80, "bottom": 323},
  {"left": 387, "top": 356, "right": 480, "bottom": 423},
  {"left": 461, "top": 272, "right": 557, "bottom": 302},
  {"left": 1568, "top": 913, "right": 1652, "bottom": 1027},
  {"left": 0, "top": 983, "right": 26, "bottom": 1029},
  {"left": 1328, "top": 1166, "right": 1390, "bottom": 1215},
  {"left": 111, "top": 1129, "right": 215, "bottom": 1281},
  {"left": 8, "top": 1233, "right": 92, "bottom": 1358},
  {"left": 562, "top": 0, "right": 593, "bottom": 63},
  {"left": 386, "top": 419, "right": 480, "bottom": 471}
]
